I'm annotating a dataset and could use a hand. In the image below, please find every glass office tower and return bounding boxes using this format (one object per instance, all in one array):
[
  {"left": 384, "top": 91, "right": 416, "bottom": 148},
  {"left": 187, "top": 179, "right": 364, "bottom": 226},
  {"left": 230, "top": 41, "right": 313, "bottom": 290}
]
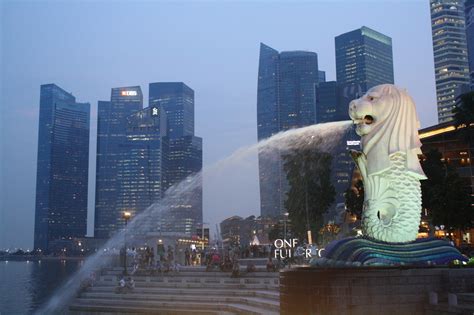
[
  {"left": 257, "top": 43, "right": 320, "bottom": 217},
  {"left": 335, "top": 26, "right": 394, "bottom": 94},
  {"left": 430, "top": 0, "right": 471, "bottom": 122},
  {"left": 34, "top": 84, "right": 90, "bottom": 252},
  {"left": 465, "top": 0, "right": 474, "bottom": 90},
  {"left": 94, "top": 86, "right": 143, "bottom": 239},
  {"left": 115, "top": 107, "right": 168, "bottom": 230},
  {"left": 149, "top": 82, "right": 203, "bottom": 235}
]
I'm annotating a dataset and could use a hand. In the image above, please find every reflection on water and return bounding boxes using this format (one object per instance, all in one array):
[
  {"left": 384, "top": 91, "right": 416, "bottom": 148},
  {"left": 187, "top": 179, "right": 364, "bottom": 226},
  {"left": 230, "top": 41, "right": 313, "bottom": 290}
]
[{"left": 0, "top": 260, "right": 82, "bottom": 314}]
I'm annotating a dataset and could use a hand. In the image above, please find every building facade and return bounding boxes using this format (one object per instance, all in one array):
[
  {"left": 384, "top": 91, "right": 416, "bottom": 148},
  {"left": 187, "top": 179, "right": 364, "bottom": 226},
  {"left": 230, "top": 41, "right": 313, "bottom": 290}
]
[
  {"left": 315, "top": 81, "right": 359, "bottom": 221},
  {"left": 149, "top": 82, "right": 194, "bottom": 139},
  {"left": 466, "top": 0, "right": 474, "bottom": 90},
  {"left": 419, "top": 122, "right": 474, "bottom": 244},
  {"left": 149, "top": 82, "right": 203, "bottom": 235},
  {"left": 34, "top": 84, "right": 90, "bottom": 252},
  {"left": 257, "top": 43, "right": 320, "bottom": 217},
  {"left": 94, "top": 86, "right": 143, "bottom": 239},
  {"left": 115, "top": 107, "right": 168, "bottom": 226},
  {"left": 430, "top": 0, "right": 471, "bottom": 122},
  {"left": 335, "top": 26, "right": 394, "bottom": 94}
]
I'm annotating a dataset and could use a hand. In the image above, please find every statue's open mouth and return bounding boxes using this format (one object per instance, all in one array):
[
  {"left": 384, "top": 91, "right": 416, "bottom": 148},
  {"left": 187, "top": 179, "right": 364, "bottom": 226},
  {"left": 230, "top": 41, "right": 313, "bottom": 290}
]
[
  {"left": 353, "top": 115, "right": 374, "bottom": 126},
  {"left": 364, "top": 115, "right": 374, "bottom": 125}
]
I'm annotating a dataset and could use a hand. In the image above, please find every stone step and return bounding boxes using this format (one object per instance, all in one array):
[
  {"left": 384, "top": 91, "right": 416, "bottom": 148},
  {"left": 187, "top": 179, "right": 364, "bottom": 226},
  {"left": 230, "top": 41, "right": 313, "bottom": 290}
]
[
  {"left": 78, "top": 293, "right": 279, "bottom": 311},
  {"left": 103, "top": 270, "right": 279, "bottom": 277},
  {"left": 98, "top": 277, "right": 279, "bottom": 286},
  {"left": 71, "top": 298, "right": 278, "bottom": 315},
  {"left": 457, "top": 292, "right": 474, "bottom": 304},
  {"left": 69, "top": 302, "right": 235, "bottom": 314},
  {"left": 89, "top": 282, "right": 280, "bottom": 291},
  {"left": 425, "top": 302, "right": 474, "bottom": 315},
  {"left": 100, "top": 275, "right": 279, "bottom": 282},
  {"left": 85, "top": 287, "right": 279, "bottom": 301}
]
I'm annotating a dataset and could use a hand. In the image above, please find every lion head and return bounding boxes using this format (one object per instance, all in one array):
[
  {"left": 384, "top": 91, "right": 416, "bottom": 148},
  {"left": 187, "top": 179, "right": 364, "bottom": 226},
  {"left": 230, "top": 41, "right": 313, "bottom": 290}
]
[{"left": 348, "top": 84, "right": 426, "bottom": 179}]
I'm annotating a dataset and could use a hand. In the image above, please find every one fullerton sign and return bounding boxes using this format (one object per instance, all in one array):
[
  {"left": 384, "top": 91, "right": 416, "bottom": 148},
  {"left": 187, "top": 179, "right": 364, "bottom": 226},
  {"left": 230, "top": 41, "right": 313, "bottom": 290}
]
[{"left": 273, "top": 238, "right": 312, "bottom": 259}]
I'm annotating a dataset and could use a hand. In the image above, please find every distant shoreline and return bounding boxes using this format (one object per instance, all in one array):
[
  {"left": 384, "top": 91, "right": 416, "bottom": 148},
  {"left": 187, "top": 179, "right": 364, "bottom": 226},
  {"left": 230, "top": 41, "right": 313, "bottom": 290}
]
[{"left": 0, "top": 256, "right": 86, "bottom": 261}]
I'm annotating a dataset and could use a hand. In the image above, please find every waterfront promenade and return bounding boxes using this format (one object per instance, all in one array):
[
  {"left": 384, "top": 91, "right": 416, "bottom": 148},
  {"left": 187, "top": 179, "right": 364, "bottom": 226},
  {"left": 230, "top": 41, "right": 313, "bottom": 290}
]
[{"left": 70, "top": 263, "right": 279, "bottom": 314}]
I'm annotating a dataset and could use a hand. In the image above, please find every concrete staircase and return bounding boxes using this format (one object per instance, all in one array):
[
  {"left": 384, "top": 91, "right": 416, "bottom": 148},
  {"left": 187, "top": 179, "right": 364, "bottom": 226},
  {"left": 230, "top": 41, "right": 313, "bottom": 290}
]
[{"left": 69, "top": 266, "right": 280, "bottom": 314}]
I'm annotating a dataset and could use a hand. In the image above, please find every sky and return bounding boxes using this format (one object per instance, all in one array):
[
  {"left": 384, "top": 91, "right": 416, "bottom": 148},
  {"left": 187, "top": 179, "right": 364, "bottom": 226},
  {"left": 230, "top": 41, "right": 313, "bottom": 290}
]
[{"left": 0, "top": 0, "right": 438, "bottom": 249}]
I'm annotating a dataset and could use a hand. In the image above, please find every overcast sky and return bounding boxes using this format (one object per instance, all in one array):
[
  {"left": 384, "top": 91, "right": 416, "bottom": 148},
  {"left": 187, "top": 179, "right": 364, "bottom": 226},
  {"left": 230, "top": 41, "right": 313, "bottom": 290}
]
[{"left": 0, "top": 0, "right": 438, "bottom": 249}]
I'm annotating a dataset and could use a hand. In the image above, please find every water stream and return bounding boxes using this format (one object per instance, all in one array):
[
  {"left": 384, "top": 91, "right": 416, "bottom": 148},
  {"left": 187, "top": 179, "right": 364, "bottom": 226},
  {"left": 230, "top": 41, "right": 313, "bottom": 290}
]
[{"left": 37, "top": 120, "right": 352, "bottom": 313}]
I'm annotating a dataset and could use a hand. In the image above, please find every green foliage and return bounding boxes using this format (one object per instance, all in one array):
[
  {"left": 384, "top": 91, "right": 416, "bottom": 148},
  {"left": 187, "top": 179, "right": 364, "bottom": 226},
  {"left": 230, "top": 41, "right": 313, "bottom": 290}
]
[
  {"left": 344, "top": 179, "right": 364, "bottom": 220},
  {"left": 283, "top": 147, "right": 335, "bottom": 242},
  {"left": 454, "top": 91, "right": 474, "bottom": 127},
  {"left": 421, "top": 149, "right": 473, "bottom": 231}
]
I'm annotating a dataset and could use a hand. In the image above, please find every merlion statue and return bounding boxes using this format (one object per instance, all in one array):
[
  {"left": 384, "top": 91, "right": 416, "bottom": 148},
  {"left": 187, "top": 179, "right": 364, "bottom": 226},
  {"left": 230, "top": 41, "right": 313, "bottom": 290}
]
[{"left": 348, "top": 84, "right": 427, "bottom": 243}]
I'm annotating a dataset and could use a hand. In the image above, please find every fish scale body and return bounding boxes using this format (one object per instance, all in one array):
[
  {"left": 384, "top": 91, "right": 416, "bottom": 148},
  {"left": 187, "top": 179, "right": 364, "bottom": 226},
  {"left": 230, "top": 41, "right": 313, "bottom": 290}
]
[{"left": 358, "top": 152, "right": 422, "bottom": 243}]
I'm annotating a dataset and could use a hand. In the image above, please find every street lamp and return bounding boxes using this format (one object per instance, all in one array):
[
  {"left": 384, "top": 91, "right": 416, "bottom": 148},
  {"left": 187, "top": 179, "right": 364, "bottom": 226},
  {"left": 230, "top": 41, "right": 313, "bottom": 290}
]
[{"left": 122, "top": 211, "right": 132, "bottom": 275}]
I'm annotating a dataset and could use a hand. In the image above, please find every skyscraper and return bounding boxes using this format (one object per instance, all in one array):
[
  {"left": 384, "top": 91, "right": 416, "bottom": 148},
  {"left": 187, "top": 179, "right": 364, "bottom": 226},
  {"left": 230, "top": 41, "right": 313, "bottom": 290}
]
[
  {"left": 466, "top": 0, "right": 474, "bottom": 89},
  {"left": 430, "top": 0, "right": 471, "bottom": 122},
  {"left": 149, "top": 82, "right": 194, "bottom": 139},
  {"left": 94, "top": 86, "right": 143, "bottom": 239},
  {"left": 34, "top": 84, "right": 90, "bottom": 252},
  {"left": 257, "top": 43, "right": 320, "bottom": 217},
  {"left": 335, "top": 26, "right": 394, "bottom": 94},
  {"left": 334, "top": 27, "right": 394, "bottom": 220},
  {"left": 315, "top": 81, "right": 358, "bottom": 220},
  {"left": 115, "top": 107, "right": 168, "bottom": 225},
  {"left": 149, "top": 82, "right": 203, "bottom": 235}
]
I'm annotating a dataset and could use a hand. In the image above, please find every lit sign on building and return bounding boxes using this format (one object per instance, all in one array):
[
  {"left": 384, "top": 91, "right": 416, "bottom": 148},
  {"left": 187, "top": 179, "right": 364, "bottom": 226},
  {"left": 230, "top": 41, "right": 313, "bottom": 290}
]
[
  {"left": 151, "top": 107, "right": 159, "bottom": 116},
  {"left": 274, "top": 238, "right": 312, "bottom": 259},
  {"left": 346, "top": 140, "right": 360, "bottom": 146},
  {"left": 121, "top": 90, "right": 138, "bottom": 96}
]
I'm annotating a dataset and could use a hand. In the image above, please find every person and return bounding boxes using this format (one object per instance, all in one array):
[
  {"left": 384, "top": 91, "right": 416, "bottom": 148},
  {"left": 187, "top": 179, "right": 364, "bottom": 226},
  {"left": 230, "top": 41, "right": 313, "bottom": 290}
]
[
  {"left": 266, "top": 257, "right": 276, "bottom": 272},
  {"left": 246, "top": 261, "right": 256, "bottom": 273},
  {"left": 116, "top": 276, "right": 126, "bottom": 294},
  {"left": 126, "top": 277, "right": 135, "bottom": 291},
  {"left": 191, "top": 249, "right": 197, "bottom": 266},
  {"left": 231, "top": 259, "right": 240, "bottom": 278},
  {"left": 185, "top": 248, "right": 190, "bottom": 266},
  {"left": 149, "top": 249, "right": 155, "bottom": 267},
  {"left": 221, "top": 255, "right": 232, "bottom": 272},
  {"left": 155, "top": 259, "right": 162, "bottom": 275}
]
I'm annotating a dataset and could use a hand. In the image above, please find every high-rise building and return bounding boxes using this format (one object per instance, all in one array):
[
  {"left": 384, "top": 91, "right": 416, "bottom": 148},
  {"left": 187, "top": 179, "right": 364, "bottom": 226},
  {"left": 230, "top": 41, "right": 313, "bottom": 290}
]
[
  {"left": 334, "top": 26, "right": 394, "bottom": 216},
  {"left": 116, "top": 107, "right": 168, "bottom": 222},
  {"left": 318, "top": 70, "right": 326, "bottom": 83},
  {"left": 149, "top": 82, "right": 194, "bottom": 139},
  {"left": 316, "top": 81, "right": 342, "bottom": 123},
  {"left": 149, "top": 82, "right": 203, "bottom": 235},
  {"left": 466, "top": 0, "right": 474, "bottom": 89},
  {"left": 257, "top": 43, "right": 320, "bottom": 217},
  {"left": 430, "top": 0, "right": 471, "bottom": 122},
  {"left": 34, "top": 84, "right": 90, "bottom": 252},
  {"left": 315, "top": 81, "right": 358, "bottom": 220},
  {"left": 335, "top": 26, "right": 394, "bottom": 94},
  {"left": 94, "top": 87, "right": 143, "bottom": 239}
]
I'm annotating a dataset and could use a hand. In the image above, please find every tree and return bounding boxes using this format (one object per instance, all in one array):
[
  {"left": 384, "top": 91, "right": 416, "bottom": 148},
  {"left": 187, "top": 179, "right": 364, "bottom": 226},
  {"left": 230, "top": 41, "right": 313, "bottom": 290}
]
[
  {"left": 421, "top": 149, "right": 473, "bottom": 233},
  {"left": 268, "top": 222, "right": 286, "bottom": 242},
  {"left": 345, "top": 179, "right": 364, "bottom": 220},
  {"left": 453, "top": 91, "right": 474, "bottom": 128},
  {"left": 283, "top": 147, "right": 335, "bottom": 243}
]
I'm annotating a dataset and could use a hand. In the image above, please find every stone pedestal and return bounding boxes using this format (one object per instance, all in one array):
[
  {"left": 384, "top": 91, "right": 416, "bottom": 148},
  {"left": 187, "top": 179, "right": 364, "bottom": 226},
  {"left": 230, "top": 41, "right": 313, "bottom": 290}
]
[{"left": 280, "top": 267, "right": 474, "bottom": 315}]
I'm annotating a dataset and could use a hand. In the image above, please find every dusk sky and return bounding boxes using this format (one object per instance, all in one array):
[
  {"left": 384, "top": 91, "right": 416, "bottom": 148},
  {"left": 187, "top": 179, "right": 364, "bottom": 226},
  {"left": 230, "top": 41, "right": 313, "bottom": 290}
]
[{"left": 0, "top": 0, "right": 438, "bottom": 249}]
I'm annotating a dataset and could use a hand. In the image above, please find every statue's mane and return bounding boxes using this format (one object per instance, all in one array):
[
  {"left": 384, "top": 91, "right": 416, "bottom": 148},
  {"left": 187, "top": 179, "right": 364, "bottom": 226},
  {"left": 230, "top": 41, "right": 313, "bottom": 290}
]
[{"left": 361, "top": 85, "right": 426, "bottom": 179}]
